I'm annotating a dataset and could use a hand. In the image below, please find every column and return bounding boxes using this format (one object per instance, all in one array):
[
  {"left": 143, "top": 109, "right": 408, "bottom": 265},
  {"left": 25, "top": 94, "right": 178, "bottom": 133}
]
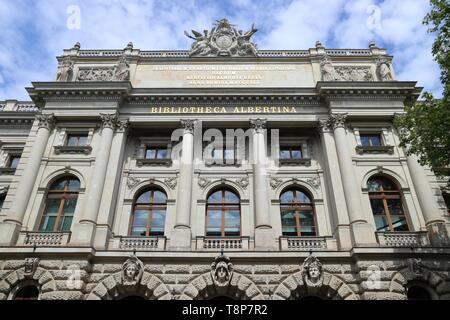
[
  {"left": 329, "top": 113, "right": 377, "bottom": 245},
  {"left": 317, "top": 120, "right": 352, "bottom": 249},
  {"left": 0, "top": 113, "right": 55, "bottom": 246},
  {"left": 70, "top": 113, "right": 117, "bottom": 246},
  {"left": 406, "top": 154, "right": 450, "bottom": 246},
  {"left": 93, "top": 119, "right": 129, "bottom": 249},
  {"left": 250, "top": 119, "right": 276, "bottom": 250},
  {"left": 170, "top": 119, "right": 195, "bottom": 249}
]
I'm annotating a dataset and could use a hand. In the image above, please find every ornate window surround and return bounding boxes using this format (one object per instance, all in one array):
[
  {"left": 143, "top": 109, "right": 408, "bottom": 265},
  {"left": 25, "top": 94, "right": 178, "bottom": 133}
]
[
  {"left": 352, "top": 124, "right": 394, "bottom": 155},
  {"left": 54, "top": 126, "right": 94, "bottom": 155},
  {"left": 0, "top": 145, "right": 23, "bottom": 175},
  {"left": 276, "top": 137, "right": 312, "bottom": 166},
  {"left": 135, "top": 137, "right": 173, "bottom": 166}
]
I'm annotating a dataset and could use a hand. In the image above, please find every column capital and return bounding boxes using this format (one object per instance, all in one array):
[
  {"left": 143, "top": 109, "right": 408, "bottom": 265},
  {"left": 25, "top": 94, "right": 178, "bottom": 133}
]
[
  {"left": 250, "top": 118, "right": 267, "bottom": 133},
  {"left": 180, "top": 119, "right": 196, "bottom": 134},
  {"left": 36, "top": 113, "right": 56, "bottom": 130},
  {"left": 100, "top": 113, "right": 118, "bottom": 130},
  {"left": 116, "top": 119, "right": 130, "bottom": 133},
  {"left": 329, "top": 113, "right": 348, "bottom": 130},
  {"left": 316, "top": 118, "right": 332, "bottom": 134}
]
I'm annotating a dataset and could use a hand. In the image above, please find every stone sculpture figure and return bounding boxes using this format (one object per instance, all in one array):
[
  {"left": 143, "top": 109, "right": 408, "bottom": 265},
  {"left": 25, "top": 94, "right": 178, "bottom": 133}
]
[
  {"left": 24, "top": 257, "right": 40, "bottom": 277},
  {"left": 114, "top": 55, "right": 130, "bottom": 81},
  {"left": 56, "top": 58, "right": 74, "bottom": 82},
  {"left": 185, "top": 18, "right": 258, "bottom": 57},
  {"left": 377, "top": 58, "right": 394, "bottom": 81},
  {"left": 301, "top": 254, "right": 324, "bottom": 288},
  {"left": 122, "top": 254, "right": 144, "bottom": 286},
  {"left": 211, "top": 253, "right": 233, "bottom": 287},
  {"left": 320, "top": 56, "right": 338, "bottom": 81}
]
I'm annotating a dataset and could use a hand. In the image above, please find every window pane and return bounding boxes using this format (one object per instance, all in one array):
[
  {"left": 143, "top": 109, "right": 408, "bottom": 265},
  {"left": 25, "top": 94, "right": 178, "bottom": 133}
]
[
  {"left": 153, "top": 191, "right": 167, "bottom": 203},
  {"left": 224, "top": 229, "right": 240, "bottom": 236},
  {"left": 300, "top": 227, "right": 316, "bottom": 236},
  {"left": 299, "top": 211, "right": 315, "bottom": 227},
  {"left": 206, "top": 228, "right": 221, "bottom": 236},
  {"left": 131, "top": 227, "right": 147, "bottom": 237},
  {"left": 132, "top": 210, "right": 148, "bottom": 226},
  {"left": 360, "top": 136, "right": 370, "bottom": 146},
  {"left": 68, "top": 179, "right": 80, "bottom": 190},
  {"left": 281, "top": 211, "right": 296, "bottom": 227},
  {"left": 296, "top": 191, "right": 311, "bottom": 203},
  {"left": 59, "top": 216, "right": 73, "bottom": 231},
  {"left": 67, "top": 135, "right": 79, "bottom": 146},
  {"left": 374, "top": 215, "right": 390, "bottom": 231},
  {"left": 224, "top": 210, "right": 240, "bottom": 227},
  {"left": 224, "top": 149, "right": 235, "bottom": 160},
  {"left": 52, "top": 179, "right": 67, "bottom": 190},
  {"left": 368, "top": 179, "right": 381, "bottom": 191},
  {"left": 280, "top": 191, "right": 295, "bottom": 203},
  {"left": 78, "top": 136, "right": 88, "bottom": 146},
  {"left": 224, "top": 191, "right": 239, "bottom": 203},
  {"left": 208, "top": 191, "right": 222, "bottom": 203},
  {"left": 151, "top": 210, "right": 166, "bottom": 227},
  {"left": 40, "top": 215, "right": 56, "bottom": 231},
  {"left": 212, "top": 149, "right": 223, "bottom": 159},
  {"left": 391, "top": 215, "right": 409, "bottom": 231},
  {"left": 207, "top": 210, "right": 222, "bottom": 227},
  {"left": 0, "top": 195, "right": 5, "bottom": 209},
  {"left": 280, "top": 150, "right": 290, "bottom": 159},
  {"left": 46, "top": 199, "right": 61, "bottom": 214},
  {"left": 291, "top": 149, "right": 302, "bottom": 159},
  {"left": 156, "top": 149, "right": 168, "bottom": 159},
  {"left": 386, "top": 199, "right": 404, "bottom": 215},
  {"left": 136, "top": 191, "right": 151, "bottom": 203},
  {"left": 370, "top": 199, "right": 385, "bottom": 215},
  {"left": 370, "top": 135, "right": 382, "bottom": 146},
  {"left": 62, "top": 198, "right": 77, "bottom": 214},
  {"left": 381, "top": 178, "right": 397, "bottom": 191},
  {"left": 10, "top": 156, "right": 20, "bottom": 168},
  {"left": 145, "top": 149, "right": 156, "bottom": 159}
]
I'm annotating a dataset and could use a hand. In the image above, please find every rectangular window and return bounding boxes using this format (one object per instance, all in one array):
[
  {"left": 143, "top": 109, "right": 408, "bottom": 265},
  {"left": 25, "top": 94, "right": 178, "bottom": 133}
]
[
  {"left": 279, "top": 146, "right": 303, "bottom": 159},
  {"left": 145, "top": 146, "right": 168, "bottom": 159},
  {"left": 0, "top": 194, "right": 5, "bottom": 210},
  {"left": 360, "top": 133, "right": 383, "bottom": 147},
  {"left": 7, "top": 155, "right": 21, "bottom": 169},
  {"left": 66, "top": 134, "right": 88, "bottom": 147}
]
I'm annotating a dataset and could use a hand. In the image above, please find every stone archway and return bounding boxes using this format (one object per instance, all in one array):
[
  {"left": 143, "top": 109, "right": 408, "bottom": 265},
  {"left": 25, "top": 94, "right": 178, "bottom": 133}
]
[
  {"left": 180, "top": 272, "right": 264, "bottom": 300},
  {"left": 272, "top": 271, "right": 359, "bottom": 300},
  {"left": 389, "top": 266, "right": 449, "bottom": 300},
  {"left": 0, "top": 266, "right": 56, "bottom": 300},
  {"left": 87, "top": 271, "right": 171, "bottom": 300}
]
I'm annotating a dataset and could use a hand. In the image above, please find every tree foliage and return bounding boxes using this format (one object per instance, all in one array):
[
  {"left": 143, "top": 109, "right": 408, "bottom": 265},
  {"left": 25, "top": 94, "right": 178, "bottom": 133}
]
[{"left": 395, "top": 0, "right": 450, "bottom": 184}]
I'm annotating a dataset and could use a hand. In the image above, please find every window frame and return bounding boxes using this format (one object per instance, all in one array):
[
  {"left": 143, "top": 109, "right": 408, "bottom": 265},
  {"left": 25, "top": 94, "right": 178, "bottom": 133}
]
[
  {"left": 65, "top": 133, "right": 89, "bottom": 147},
  {"left": 368, "top": 176, "right": 410, "bottom": 232},
  {"left": 144, "top": 145, "right": 169, "bottom": 160},
  {"left": 205, "top": 189, "right": 241, "bottom": 237},
  {"left": 129, "top": 188, "right": 167, "bottom": 237},
  {"left": 38, "top": 176, "right": 80, "bottom": 232},
  {"left": 279, "top": 146, "right": 303, "bottom": 160},
  {"left": 359, "top": 133, "right": 384, "bottom": 147},
  {"left": 279, "top": 188, "right": 318, "bottom": 237}
]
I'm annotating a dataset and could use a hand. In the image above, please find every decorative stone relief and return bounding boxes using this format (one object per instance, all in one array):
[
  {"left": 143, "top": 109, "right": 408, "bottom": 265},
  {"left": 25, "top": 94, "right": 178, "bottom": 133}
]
[
  {"left": 335, "top": 66, "right": 374, "bottom": 81},
  {"left": 211, "top": 253, "right": 233, "bottom": 287},
  {"left": 270, "top": 176, "right": 283, "bottom": 189},
  {"left": 36, "top": 113, "right": 56, "bottom": 130},
  {"left": 116, "top": 119, "right": 129, "bottom": 133},
  {"left": 185, "top": 18, "right": 258, "bottom": 57},
  {"left": 329, "top": 113, "right": 348, "bottom": 129},
  {"left": 77, "top": 67, "right": 115, "bottom": 81},
  {"left": 114, "top": 55, "right": 130, "bottom": 81},
  {"left": 407, "top": 258, "right": 423, "bottom": 276},
  {"left": 320, "top": 55, "right": 338, "bottom": 81},
  {"left": 164, "top": 177, "right": 177, "bottom": 190},
  {"left": 301, "top": 254, "right": 323, "bottom": 289},
  {"left": 122, "top": 254, "right": 144, "bottom": 286},
  {"left": 236, "top": 176, "right": 249, "bottom": 190},
  {"left": 127, "top": 177, "right": 142, "bottom": 189},
  {"left": 24, "top": 257, "right": 40, "bottom": 277},
  {"left": 376, "top": 58, "right": 394, "bottom": 81},
  {"left": 198, "top": 177, "right": 211, "bottom": 189},
  {"left": 56, "top": 57, "right": 74, "bottom": 82},
  {"left": 306, "top": 176, "right": 321, "bottom": 189},
  {"left": 250, "top": 118, "right": 267, "bottom": 133}
]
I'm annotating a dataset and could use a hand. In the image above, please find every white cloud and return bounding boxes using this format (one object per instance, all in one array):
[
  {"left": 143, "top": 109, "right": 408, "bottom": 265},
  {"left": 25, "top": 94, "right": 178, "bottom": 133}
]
[{"left": 0, "top": 0, "right": 443, "bottom": 100}]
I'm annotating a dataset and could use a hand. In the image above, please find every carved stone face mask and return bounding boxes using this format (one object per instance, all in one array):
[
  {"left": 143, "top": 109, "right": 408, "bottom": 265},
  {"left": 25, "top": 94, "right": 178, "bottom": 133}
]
[
  {"left": 309, "top": 265, "right": 320, "bottom": 281},
  {"left": 216, "top": 266, "right": 228, "bottom": 281},
  {"left": 126, "top": 264, "right": 137, "bottom": 279}
]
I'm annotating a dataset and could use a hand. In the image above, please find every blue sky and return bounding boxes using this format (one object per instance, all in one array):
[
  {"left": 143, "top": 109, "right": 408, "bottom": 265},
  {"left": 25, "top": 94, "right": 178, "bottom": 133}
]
[{"left": 0, "top": 0, "right": 443, "bottom": 100}]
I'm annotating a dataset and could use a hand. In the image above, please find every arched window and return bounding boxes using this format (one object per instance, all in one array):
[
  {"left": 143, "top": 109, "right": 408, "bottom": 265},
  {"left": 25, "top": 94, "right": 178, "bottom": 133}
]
[
  {"left": 367, "top": 176, "right": 409, "bottom": 232},
  {"left": 280, "top": 188, "right": 317, "bottom": 236},
  {"left": 206, "top": 189, "right": 241, "bottom": 237},
  {"left": 39, "top": 176, "right": 80, "bottom": 232},
  {"left": 13, "top": 285, "right": 39, "bottom": 300},
  {"left": 130, "top": 188, "right": 167, "bottom": 236}
]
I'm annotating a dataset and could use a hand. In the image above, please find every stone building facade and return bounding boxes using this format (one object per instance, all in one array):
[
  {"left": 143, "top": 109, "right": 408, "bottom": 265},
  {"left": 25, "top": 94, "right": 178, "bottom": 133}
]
[{"left": 0, "top": 20, "right": 450, "bottom": 300}]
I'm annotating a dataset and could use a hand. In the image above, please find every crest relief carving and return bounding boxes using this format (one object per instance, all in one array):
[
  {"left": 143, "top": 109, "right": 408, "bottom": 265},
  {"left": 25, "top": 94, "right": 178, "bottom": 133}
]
[
  {"left": 211, "top": 253, "right": 233, "bottom": 288},
  {"left": 24, "top": 257, "right": 40, "bottom": 277},
  {"left": 185, "top": 18, "right": 258, "bottom": 57},
  {"left": 301, "top": 254, "right": 324, "bottom": 290},
  {"left": 122, "top": 254, "right": 144, "bottom": 286}
]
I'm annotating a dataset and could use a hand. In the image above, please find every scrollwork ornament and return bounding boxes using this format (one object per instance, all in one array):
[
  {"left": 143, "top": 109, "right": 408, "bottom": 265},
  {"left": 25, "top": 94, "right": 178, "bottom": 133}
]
[
  {"left": 236, "top": 176, "right": 249, "bottom": 190},
  {"left": 165, "top": 177, "right": 177, "bottom": 190},
  {"left": 36, "top": 113, "right": 56, "bottom": 130},
  {"left": 198, "top": 177, "right": 211, "bottom": 189},
  {"left": 250, "top": 118, "right": 267, "bottom": 134},
  {"left": 116, "top": 119, "right": 129, "bottom": 133},
  {"left": 270, "top": 176, "right": 283, "bottom": 189},
  {"left": 329, "top": 113, "right": 348, "bottom": 129}
]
